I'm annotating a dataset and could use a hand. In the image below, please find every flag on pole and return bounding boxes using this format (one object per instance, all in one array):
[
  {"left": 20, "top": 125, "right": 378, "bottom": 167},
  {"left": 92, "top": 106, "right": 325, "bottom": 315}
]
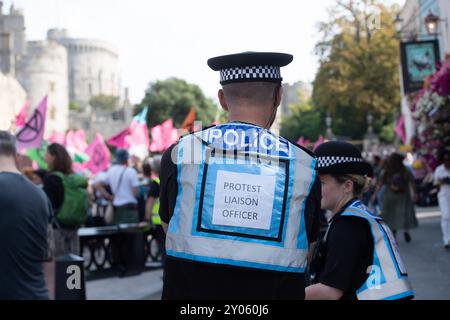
[
  {"left": 15, "top": 101, "right": 30, "bottom": 128},
  {"left": 84, "top": 133, "right": 110, "bottom": 174},
  {"left": 107, "top": 107, "right": 149, "bottom": 149},
  {"left": 181, "top": 106, "right": 196, "bottom": 132},
  {"left": 66, "top": 130, "right": 89, "bottom": 153},
  {"left": 107, "top": 127, "right": 131, "bottom": 149},
  {"left": 150, "top": 118, "right": 179, "bottom": 152},
  {"left": 66, "top": 129, "right": 89, "bottom": 163},
  {"left": 16, "top": 96, "right": 48, "bottom": 151},
  {"left": 127, "top": 107, "right": 149, "bottom": 148},
  {"left": 47, "top": 131, "right": 66, "bottom": 145},
  {"left": 27, "top": 141, "right": 49, "bottom": 170},
  {"left": 395, "top": 115, "right": 407, "bottom": 145}
]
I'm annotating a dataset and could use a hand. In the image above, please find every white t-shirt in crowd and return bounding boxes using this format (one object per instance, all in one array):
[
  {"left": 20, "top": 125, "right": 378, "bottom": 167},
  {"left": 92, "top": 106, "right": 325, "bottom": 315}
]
[
  {"left": 102, "top": 164, "right": 140, "bottom": 206},
  {"left": 434, "top": 164, "right": 450, "bottom": 197}
]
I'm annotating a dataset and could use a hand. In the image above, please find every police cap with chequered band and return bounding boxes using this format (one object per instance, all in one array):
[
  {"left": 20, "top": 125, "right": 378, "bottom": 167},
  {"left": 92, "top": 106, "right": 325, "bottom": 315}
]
[
  {"left": 315, "top": 141, "right": 373, "bottom": 177},
  {"left": 207, "top": 52, "right": 293, "bottom": 85}
]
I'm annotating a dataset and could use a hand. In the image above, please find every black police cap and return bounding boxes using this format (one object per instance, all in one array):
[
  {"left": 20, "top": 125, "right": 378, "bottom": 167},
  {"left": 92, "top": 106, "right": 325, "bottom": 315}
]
[
  {"left": 207, "top": 52, "right": 293, "bottom": 85},
  {"left": 315, "top": 141, "right": 373, "bottom": 177}
]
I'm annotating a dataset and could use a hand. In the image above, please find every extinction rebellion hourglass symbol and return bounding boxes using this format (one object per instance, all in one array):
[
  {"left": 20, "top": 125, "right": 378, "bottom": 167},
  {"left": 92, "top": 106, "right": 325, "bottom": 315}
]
[
  {"left": 92, "top": 144, "right": 105, "bottom": 167},
  {"left": 16, "top": 110, "right": 44, "bottom": 143}
]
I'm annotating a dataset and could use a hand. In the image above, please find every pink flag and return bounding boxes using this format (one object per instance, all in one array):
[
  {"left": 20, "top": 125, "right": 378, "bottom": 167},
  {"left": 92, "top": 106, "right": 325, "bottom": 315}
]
[
  {"left": 395, "top": 115, "right": 407, "bottom": 145},
  {"left": 85, "top": 133, "right": 111, "bottom": 174},
  {"left": 107, "top": 107, "right": 149, "bottom": 149},
  {"left": 66, "top": 129, "right": 88, "bottom": 153},
  {"left": 125, "top": 121, "right": 149, "bottom": 148},
  {"left": 16, "top": 96, "right": 48, "bottom": 151},
  {"left": 296, "top": 136, "right": 311, "bottom": 148},
  {"left": 48, "top": 131, "right": 66, "bottom": 145},
  {"left": 74, "top": 129, "right": 88, "bottom": 152},
  {"left": 150, "top": 119, "right": 179, "bottom": 152},
  {"left": 313, "top": 135, "right": 325, "bottom": 151},
  {"left": 107, "top": 127, "right": 131, "bottom": 149},
  {"left": 149, "top": 124, "right": 164, "bottom": 152},
  {"left": 15, "top": 101, "right": 30, "bottom": 128}
]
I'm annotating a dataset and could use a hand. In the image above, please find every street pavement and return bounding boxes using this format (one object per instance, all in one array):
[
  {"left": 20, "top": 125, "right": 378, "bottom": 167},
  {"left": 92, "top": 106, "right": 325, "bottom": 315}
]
[
  {"left": 86, "top": 206, "right": 450, "bottom": 300},
  {"left": 398, "top": 207, "right": 450, "bottom": 300},
  {"left": 86, "top": 266, "right": 163, "bottom": 300}
]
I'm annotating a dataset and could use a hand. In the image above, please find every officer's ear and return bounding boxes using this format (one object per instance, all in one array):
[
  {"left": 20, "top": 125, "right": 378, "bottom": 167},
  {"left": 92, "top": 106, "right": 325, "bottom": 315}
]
[
  {"left": 342, "top": 179, "right": 354, "bottom": 195},
  {"left": 274, "top": 85, "right": 283, "bottom": 108},
  {"left": 218, "top": 89, "right": 229, "bottom": 112}
]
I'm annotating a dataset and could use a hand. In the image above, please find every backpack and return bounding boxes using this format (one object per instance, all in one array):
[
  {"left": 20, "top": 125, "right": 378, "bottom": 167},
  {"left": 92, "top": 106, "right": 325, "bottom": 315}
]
[
  {"left": 390, "top": 173, "right": 408, "bottom": 193},
  {"left": 52, "top": 172, "right": 89, "bottom": 227}
]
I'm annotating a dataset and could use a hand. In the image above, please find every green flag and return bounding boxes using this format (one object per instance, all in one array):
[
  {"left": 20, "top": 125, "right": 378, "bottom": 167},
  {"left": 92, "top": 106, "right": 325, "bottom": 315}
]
[{"left": 27, "top": 141, "right": 48, "bottom": 169}]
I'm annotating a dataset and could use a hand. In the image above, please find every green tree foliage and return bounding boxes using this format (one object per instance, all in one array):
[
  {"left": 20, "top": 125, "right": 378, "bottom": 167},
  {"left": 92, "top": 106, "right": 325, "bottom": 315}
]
[
  {"left": 312, "top": 0, "right": 401, "bottom": 139},
  {"left": 69, "top": 102, "right": 81, "bottom": 112},
  {"left": 280, "top": 90, "right": 326, "bottom": 142},
  {"left": 136, "top": 77, "right": 218, "bottom": 129},
  {"left": 89, "top": 95, "right": 119, "bottom": 111}
]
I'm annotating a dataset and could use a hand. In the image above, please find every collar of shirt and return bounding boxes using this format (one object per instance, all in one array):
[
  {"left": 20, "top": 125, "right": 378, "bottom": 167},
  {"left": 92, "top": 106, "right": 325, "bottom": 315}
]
[
  {"left": 329, "top": 197, "right": 359, "bottom": 224},
  {"left": 229, "top": 120, "right": 261, "bottom": 127}
]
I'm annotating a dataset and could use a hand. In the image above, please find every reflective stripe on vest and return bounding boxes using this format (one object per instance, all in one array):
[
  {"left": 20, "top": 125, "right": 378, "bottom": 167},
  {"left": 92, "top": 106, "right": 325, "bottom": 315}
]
[
  {"left": 152, "top": 178, "right": 161, "bottom": 225},
  {"left": 165, "top": 123, "right": 317, "bottom": 273},
  {"left": 340, "top": 201, "right": 414, "bottom": 300}
]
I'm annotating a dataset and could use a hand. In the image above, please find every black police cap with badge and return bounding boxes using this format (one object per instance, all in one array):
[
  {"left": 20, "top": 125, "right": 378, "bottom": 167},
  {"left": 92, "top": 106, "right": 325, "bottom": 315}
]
[
  {"left": 207, "top": 52, "right": 293, "bottom": 85},
  {"left": 315, "top": 141, "right": 373, "bottom": 177}
]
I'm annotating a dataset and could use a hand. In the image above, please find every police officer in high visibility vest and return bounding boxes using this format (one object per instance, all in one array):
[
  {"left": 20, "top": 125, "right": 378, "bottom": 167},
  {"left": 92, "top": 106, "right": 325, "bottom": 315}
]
[
  {"left": 158, "top": 52, "right": 322, "bottom": 300},
  {"left": 306, "top": 141, "right": 414, "bottom": 300},
  {"left": 143, "top": 161, "right": 166, "bottom": 261}
]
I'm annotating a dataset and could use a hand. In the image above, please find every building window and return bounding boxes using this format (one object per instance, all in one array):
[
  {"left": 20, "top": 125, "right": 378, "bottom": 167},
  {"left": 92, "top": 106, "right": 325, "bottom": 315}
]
[{"left": 50, "top": 106, "right": 56, "bottom": 120}]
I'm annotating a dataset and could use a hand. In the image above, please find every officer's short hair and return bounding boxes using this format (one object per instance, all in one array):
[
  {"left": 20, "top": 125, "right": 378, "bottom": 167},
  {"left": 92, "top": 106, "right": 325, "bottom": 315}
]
[
  {"left": 223, "top": 81, "right": 280, "bottom": 107},
  {"left": 0, "top": 131, "right": 17, "bottom": 157}
]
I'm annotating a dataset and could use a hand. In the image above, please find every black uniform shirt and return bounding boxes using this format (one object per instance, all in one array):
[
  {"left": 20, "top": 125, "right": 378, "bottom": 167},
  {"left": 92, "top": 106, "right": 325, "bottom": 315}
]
[
  {"left": 159, "top": 125, "right": 322, "bottom": 300},
  {"left": 315, "top": 198, "right": 374, "bottom": 300}
]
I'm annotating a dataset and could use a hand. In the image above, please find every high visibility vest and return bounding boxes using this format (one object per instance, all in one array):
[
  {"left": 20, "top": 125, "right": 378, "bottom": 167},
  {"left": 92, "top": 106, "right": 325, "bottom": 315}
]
[
  {"left": 151, "top": 178, "right": 161, "bottom": 225},
  {"left": 327, "top": 200, "right": 414, "bottom": 300},
  {"left": 165, "top": 122, "right": 317, "bottom": 273}
]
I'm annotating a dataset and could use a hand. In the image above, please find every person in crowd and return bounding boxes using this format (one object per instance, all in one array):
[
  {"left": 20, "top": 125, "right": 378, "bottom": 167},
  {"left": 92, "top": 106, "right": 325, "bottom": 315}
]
[
  {"left": 434, "top": 149, "right": 450, "bottom": 249},
  {"left": 96, "top": 149, "right": 140, "bottom": 224},
  {"left": 143, "top": 160, "right": 165, "bottom": 262},
  {"left": 32, "top": 169, "right": 48, "bottom": 187},
  {"left": 44, "top": 143, "right": 88, "bottom": 257},
  {"left": 91, "top": 170, "right": 113, "bottom": 224},
  {"left": 0, "top": 131, "right": 53, "bottom": 299},
  {"left": 412, "top": 152, "right": 432, "bottom": 206},
  {"left": 373, "top": 153, "right": 418, "bottom": 242}
]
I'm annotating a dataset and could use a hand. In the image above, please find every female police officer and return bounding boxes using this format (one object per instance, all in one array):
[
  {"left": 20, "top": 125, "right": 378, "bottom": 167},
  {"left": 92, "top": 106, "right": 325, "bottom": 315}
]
[{"left": 306, "top": 141, "right": 414, "bottom": 300}]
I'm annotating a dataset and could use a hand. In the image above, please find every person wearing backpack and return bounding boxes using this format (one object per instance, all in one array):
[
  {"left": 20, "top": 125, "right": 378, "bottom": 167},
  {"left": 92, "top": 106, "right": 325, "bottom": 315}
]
[
  {"left": 373, "top": 153, "right": 418, "bottom": 243},
  {"left": 44, "top": 143, "right": 88, "bottom": 257}
]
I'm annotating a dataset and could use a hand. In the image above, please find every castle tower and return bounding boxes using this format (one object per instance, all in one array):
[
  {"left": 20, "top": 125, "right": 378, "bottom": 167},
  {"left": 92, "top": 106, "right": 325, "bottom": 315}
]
[
  {"left": 0, "top": 2, "right": 26, "bottom": 76},
  {"left": 47, "top": 28, "right": 120, "bottom": 109},
  {"left": 15, "top": 40, "right": 69, "bottom": 135}
]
